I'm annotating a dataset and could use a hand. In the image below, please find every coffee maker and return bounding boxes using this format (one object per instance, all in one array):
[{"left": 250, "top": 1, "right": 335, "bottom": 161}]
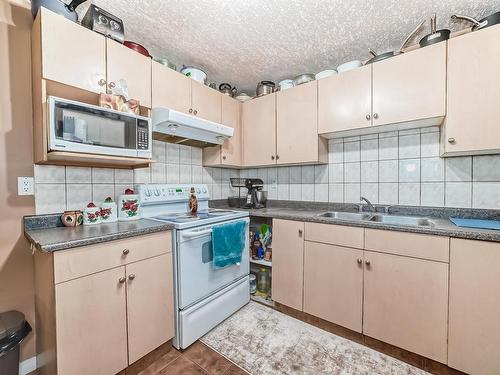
[{"left": 244, "top": 178, "right": 264, "bottom": 209}]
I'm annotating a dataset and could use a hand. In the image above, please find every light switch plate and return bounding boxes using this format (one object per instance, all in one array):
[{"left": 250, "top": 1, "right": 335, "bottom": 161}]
[{"left": 18, "top": 177, "right": 34, "bottom": 196}]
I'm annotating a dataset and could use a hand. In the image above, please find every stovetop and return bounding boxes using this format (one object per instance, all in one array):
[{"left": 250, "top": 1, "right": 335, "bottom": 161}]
[{"left": 148, "top": 209, "right": 249, "bottom": 230}]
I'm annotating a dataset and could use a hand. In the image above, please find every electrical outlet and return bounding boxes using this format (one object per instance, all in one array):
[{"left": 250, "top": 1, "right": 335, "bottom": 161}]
[{"left": 18, "top": 177, "right": 34, "bottom": 196}]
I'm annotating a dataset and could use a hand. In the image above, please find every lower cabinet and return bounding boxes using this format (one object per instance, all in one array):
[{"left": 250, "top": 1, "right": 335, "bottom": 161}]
[
  {"left": 363, "top": 251, "right": 449, "bottom": 363},
  {"left": 448, "top": 239, "right": 500, "bottom": 374},
  {"left": 303, "top": 242, "right": 363, "bottom": 332}
]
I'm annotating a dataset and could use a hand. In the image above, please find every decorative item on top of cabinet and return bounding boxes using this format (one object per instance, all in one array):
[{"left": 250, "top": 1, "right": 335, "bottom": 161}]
[
  {"left": 276, "top": 81, "right": 327, "bottom": 165},
  {"left": 242, "top": 93, "right": 277, "bottom": 167},
  {"left": 203, "top": 95, "right": 242, "bottom": 167},
  {"left": 441, "top": 24, "right": 500, "bottom": 156}
]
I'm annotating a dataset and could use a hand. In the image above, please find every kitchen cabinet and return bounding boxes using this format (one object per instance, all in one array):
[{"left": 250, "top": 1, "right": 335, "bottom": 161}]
[
  {"left": 448, "top": 239, "right": 500, "bottom": 374},
  {"left": 107, "top": 40, "right": 152, "bottom": 107},
  {"left": 55, "top": 267, "right": 128, "bottom": 375},
  {"left": 152, "top": 61, "right": 192, "bottom": 113},
  {"left": 191, "top": 80, "right": 222, "bottom": 123},
  {"left": 242, "top": 94, "right": 277, "bottom": 167},
  {"left": 203, "top": 95, "right": 242, "bottom": 167},
  {"left": 303, "top": 242, "right": 363, "bottom": 332},
  {"left": 35, "top": 7, "right": 106, "bottom": 94},
  {"left": 442, "top": 24, "right": 500, "bottom": 156},
  {"left": 318, "top": 65, "right": 372, "bottom": 133},
  {"left": 271, "top": 219, "right": 304, "bottom": 310},
  {"left": 126, "top": 253, "right": 174, "bottom": 364},
  {"left": 277, "top": 81, "right": 327, "bottom": 164},
  {"left": 363, "top": 251, "right": 448, "bottom": 363},
  {"left": 372, "top": 42, "right": 446, "bottom": 127},
  {"left": 33, "top": 231, "right": 174, "bottom": 375}
]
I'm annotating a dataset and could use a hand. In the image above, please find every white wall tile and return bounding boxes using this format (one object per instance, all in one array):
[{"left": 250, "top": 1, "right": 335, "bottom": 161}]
[
  {"left": 361, "top": 138, "right": 378, "bottom": 161},
  {"left": 277, "top": 184, "right": 289, "bottom": 200},
  {"left": 35, "top": 184, "right": 66, "bottom": 214},
  {"left": 289, "top": 166, "right": 302, "bottom": 183},
  {"left": 257, "top": 168, "right": 268, "bottom": 184},
  {"left": 277, "top": 167, "right": 289, "bottom": 183},
  {"left": 399, "top": 159, "right": 420, "bottom": 182},
  {"left": 192, "top": 166, "right": 203, "bottom": 183},
  {"left": 314, "top": 165, "right": 328, "bottom": 184},
  {"left": 289, "top": 184, "right": 301, "bottom": 201},
  {"left": 166, "top": 143, "right": 180, "bottom": 163},
  {"left": 210, "top": 167, "right": 222, "bottom": 182},
  {"left": 301, "top": 166, "right": 315, "bottom": 183},
  {"left": 379, "top": 183, "right": 398, "bottom": 205},
  {"left": 114, "top": 169, "right": 134, "bottom": 184},
  {"left": 421, "top": 183, "right": 444, "bottom": 207},
  {"left": 344, "top": 183, "right": 360, "bottom": 203},
  {"left": 329, "top": 184, "right": 343, "bottom": 203},
  {"left": 314, "top": 184, "right": 329, "bottom": 202},
  {"left": 301, "top": 184, "right": 315, "bottom": 202},
  {"left": 180, "top": 165, "right": 192, "bottom": 183},
  {"left": 344, "top": 162, "right": 360, "bottom": 183},
  {"left": 344, "top": 141, "right": 360, "bottom": 162},
  {"left": 361, "top": 183, "right": 378, "bottom": 204},
  {"left": 445, "top": 182, "right": 472, "bottom": 208},
  {"left": 92, "top": 184, "right": 114, "bottom": 204},
  {"left": 115, "top": 184, "right": 133, "bottom": 203},
  {"left": 166, "top": 164, "right": 180, "bottom": 183},
  {"left": 446, "top": 157, "right": 472, "bottom": 182},
  {"left": 399, "top": 183, "right": 420, "bottom": 206},
  {"left": 421, "top": 158, "right": 444, "bottom": 182},
  {"left": 329, "top": 164, "right": 343, "bottom": 183},
  {"left": 473, "top": 155, "right": 500, "bottom": 181},
  {"left": 134, "top": 167, "right": 150, "bottom": 184},
  {"left": 152, "top": 140, "right": 166, "bottom": 162},
  {"left": 202, "top": 167, "right": 214, "bottom": 184},
  {"left": 267, "top": 184, "right": 278, "bottom": 200},
  {"left": 66, "top": 167, "right": 91, "bottom": 183},
  {"left": 67, "top": 184, "right": 92, "bottom": 210},
  {"left": 399, "top": 134, "right": 420, "bottom": 159},
  {"left": 329, "top": 142, "right": 343, "bottom": 164},
  {"left": 179, "top": 145, "right": 192, "bottom": 164},
  {"left": 92, "top": 168, "right": 114, "bottom": 183},
  {"left": 151, "top": 163, "right": 166, "bottom": 183},
  {"left": 378, "top": 136, "right": 398, "bottom": 160},
  {"left": 421, "top": 132, "right": 440, "bottom": 157},
  {"left": 267, "top": 168, "right": 278, "bottom": 185},
  {"left": 34, "top": 165, "right": 65, "bottom": 183},
  {"left": 361, "top": 161, "right": 378, "bottom": 183},
  {"left": 472, "top": 182, "right": 500, "bottom": 209},
  {"left": 191, "top": 147, "right": 203, "bottom": 166},
  {"left": 379, "top": 160, "right": 398, "bottom": 183}
]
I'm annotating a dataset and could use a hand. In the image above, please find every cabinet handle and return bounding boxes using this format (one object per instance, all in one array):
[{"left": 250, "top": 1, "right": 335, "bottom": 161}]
[
  {"left": 365, "top": 114, "right": 371, "bottom": 121},
  {"left": 189, "top": 108, "right": 193, "bottom": 114},
  {"left": 271, "top": 155, "right": 275, "bottom": 160},
  {"left": 118, "top": 277, "right": 126, "bottom": 284},
  {"left": 222, "top": 155, "right": 226, "bottom": 160},
  {"left": 108, "top": 81, "right": 116, "bottom": 89},
  {"left": 276, "top": 155, "right": 280, "bottom": 160},
  {"left": 298, "top": 229, "right": 303, "bottom": 237},
  {"left": 448, "top": 137, "right": 456, "bottom": 144},
  {"left": 365, "top": 260, "right": 371, "bottom": 267},
  {"left": 373, "top": 113, "right": 379, "bottom": 119},
  {"left": 357, "top": 258, "right": 363, "bottom": 264},
  {"left": 98, "top": 78, "right": 107, "bottom": 86},
  {"left": 122, "top": 248, "right": 130, "bottom": 255},
  {"left": 193, "top": 109, "right": 198, "bottom": 115},
  {"left": 128, "top": 274, "right": 136, "bottom": 280}
]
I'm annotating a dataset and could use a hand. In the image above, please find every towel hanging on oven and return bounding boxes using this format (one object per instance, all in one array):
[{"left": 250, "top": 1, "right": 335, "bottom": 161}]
[{"left": 212, "top": 221, "right": 246, "bottom": 268}]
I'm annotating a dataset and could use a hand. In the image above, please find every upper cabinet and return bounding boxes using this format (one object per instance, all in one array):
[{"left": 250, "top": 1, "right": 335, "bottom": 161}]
[
  {"left": 107, "top": 40, "right": 152, "bottom": 107},
  {"left": 36, "top": 7, "right": 106, "bottom": 94},
  {"left": 442, "top": 24, "right": 500, "bottom": 156},
  {"left": 318, "top": 65, "right": 372, "bottom": 133},
  {"left": 191, "top": 81, "right": 222, "bottom": 123},
  {"left": 203, "top": 95, "right": 242, "bottom": 167},
  {"left": 242, "top": 94, "right": 277, "bottom": 166},
  {"left": 152, "top": 61, "right": 192, "bottom": 113},
  {"left": 372, "top": 42, "right": 446, "bottom": 127},
  {"left": 277, "top": 81, "right": 327, "bottom": 164}
]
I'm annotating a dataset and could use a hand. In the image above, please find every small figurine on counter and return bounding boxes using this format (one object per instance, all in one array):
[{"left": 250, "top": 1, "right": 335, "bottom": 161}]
[{"left": 189, "top": 187, "right": 198, "bottom": 214}]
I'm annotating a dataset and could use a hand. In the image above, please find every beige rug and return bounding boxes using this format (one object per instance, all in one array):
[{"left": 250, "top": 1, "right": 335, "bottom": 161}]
[{"left": 201, "top": 301, "right": 429, "bottom": 375}]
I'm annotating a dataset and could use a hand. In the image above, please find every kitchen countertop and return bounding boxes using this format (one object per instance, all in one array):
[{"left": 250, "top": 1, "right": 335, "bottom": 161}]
[
  {"left": 24, "top": 214, "right": 174, "bottom": 252},
  {"left": 210, "top": 200, "right": 500, "bottom": 243}
]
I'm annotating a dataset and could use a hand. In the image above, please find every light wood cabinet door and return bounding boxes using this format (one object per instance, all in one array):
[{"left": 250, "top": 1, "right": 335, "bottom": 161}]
[
  {"left": 318, "top": 65, "right": 372, "bottom": 133},
  {"left": 449, "top": 239, "right": 500, "bottom": 374},
  {"left": 242, "top": 94, "right": 277, "bottom": 166},
  {"left": 106, "top": 40, "right": 152, "bottom": 107},
  {"left": 304, "top": 242, "right": 363, "bottom": 332},
  {"left": 372, "top": 42, "right": 446, "bottom": 127},
  {"left": 126, "top": 253, "right": 174, "bottom": 364},
  {"left": 443, "top": 24, "right": 500, "bottom": 155},
  {"left": 55, "top": 267, "right": 128, "bottom": 375},
  {"left": 272, "top": 219, "right": 304, "bottom": 310},
  {"left": 151, "top": 61, "right": 191, "bottom": 114},
  {"left": 277, "top": 81, "right": 321, "bottom": 164},
  {"left": 363, "top": 251, "right": 448, "bottom": 362},
  {"left": 191, "top": 81, "right": 222, "bottom": 123},
  {"left": 39, "top": 8, "right": 106, "bottom": 93}
]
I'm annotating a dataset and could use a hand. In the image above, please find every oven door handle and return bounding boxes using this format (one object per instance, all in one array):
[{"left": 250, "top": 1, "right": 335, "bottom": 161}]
[{"left": 182, "top": 228, "right": 213, "bottom": 239}]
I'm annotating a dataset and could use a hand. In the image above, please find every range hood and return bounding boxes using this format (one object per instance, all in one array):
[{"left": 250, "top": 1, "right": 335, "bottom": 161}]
[{"left": 152, "top": 108, "right": 233, "bottom": 148}]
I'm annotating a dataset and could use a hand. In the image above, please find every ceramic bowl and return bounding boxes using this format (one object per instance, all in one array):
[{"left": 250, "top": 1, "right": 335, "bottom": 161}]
[
  {"left": 315, "top": 69, "right": 338, "bottom": 80},
  {"left": 337, "top": 60, "right": 363, "bottom": 73},
  {"left": 278, "top": 79, "right": 294, "bottom": 90},
  {"left": 180, "top": 66, "right": 207, "bottom": 83}
]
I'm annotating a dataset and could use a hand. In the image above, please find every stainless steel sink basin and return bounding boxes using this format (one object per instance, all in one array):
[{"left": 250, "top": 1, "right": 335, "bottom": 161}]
[
  {"left": 369, "top": 214, "right": 435, "bottom": 227},
  {"left": 319, "top": 212, "right": 373, "bottom": 221}
]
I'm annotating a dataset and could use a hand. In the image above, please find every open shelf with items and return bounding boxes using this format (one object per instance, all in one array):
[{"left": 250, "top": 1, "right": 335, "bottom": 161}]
[
  {"left": 250, "top": 258, "right": 272, "bottom": 267},
  {"left": 248, "top": 216, "right": 273, "bottom": 306}
]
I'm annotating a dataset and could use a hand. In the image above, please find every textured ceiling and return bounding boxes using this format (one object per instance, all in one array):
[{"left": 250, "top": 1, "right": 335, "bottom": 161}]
[{"left": 73, "top": 0, "right": 499, "bottom": 94}]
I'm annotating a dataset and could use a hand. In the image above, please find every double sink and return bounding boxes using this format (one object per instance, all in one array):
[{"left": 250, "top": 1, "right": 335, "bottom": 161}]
[{"left": 319, "top": 211, "right": 435, "bottom": 227}]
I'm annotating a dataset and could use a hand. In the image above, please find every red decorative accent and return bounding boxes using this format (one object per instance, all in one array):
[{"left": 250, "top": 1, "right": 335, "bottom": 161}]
[
  {"left": 125, "top": 188, "right": 135, "bottom": 195},
  {"left": 87, "top": 202, "right": 96, "bottom": 208},
  {"left": 104, "top": 197, "right": 113, "bottom": 203}
]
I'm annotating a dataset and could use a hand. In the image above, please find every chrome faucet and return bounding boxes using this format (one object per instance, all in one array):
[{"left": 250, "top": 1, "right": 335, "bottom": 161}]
[{"left": 360, "top": 196, "right": 376, "bottom": 212}]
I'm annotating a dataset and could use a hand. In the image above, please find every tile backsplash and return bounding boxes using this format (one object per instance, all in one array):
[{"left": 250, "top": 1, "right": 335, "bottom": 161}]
[{"left": 34, "top": 127, "right": 500, "bottom": 214}]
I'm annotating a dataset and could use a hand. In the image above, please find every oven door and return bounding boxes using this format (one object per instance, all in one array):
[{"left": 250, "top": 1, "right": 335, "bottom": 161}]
[{"left": 176, "top": 217, "right": 250, "bottom": 310}]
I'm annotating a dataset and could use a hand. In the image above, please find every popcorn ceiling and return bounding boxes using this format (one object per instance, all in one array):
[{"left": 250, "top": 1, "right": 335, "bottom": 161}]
[{"left": 75, "top": 0, "right": 497, "bottom": 93}]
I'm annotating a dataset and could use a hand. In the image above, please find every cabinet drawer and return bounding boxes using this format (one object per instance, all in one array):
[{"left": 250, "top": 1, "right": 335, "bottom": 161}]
[
  {"left": 364, "top": 229, "right": 448, "bottom": 262},
  {"left": 54, "top": 231, "right": 172, "bottom": 283},
  {"left": 305, "top": 222, "right": 364, "bottom": 249}
]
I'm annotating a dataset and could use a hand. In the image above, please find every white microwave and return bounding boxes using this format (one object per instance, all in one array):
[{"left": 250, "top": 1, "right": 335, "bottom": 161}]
[{"left": 48, "top": 96, "right": 152, "bottom": 159}]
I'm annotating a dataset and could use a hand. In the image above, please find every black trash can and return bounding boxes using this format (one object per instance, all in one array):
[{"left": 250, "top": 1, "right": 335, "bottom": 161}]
[{"left": 0, "top": 311, "right": 32, "bottom": 375}]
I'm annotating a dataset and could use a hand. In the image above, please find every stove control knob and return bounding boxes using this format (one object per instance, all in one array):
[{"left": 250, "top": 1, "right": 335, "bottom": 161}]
[
  {"left": 202, "top": 187, "right": 207, "bottom": 193},
  {"left": 154, "top": 189, "right": 160, "bottom": 196},
  {"left": 196, "top": 188, "right": 201, "bottom": 194},
  {"left": 145, "top": 189, "right": 152, "bottom": 197}
]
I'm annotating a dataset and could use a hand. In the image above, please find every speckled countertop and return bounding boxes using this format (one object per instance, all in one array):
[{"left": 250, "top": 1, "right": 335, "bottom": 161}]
[
  {"left": 211, "top": 200, "right": 500, "bottom": 243},
  {"left": 24, "top": 214, "right": 174, "bottom": 252}
]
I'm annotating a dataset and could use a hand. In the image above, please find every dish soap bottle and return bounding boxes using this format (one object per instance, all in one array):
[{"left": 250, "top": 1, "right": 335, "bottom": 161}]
[{"left": 188, "top": 187, "right": 198, "bottom": 214}]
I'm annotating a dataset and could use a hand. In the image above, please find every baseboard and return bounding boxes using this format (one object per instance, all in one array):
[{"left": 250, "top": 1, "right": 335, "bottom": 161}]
[{"left": 19, "top": 356, "right": 37, "bottom": 375}]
